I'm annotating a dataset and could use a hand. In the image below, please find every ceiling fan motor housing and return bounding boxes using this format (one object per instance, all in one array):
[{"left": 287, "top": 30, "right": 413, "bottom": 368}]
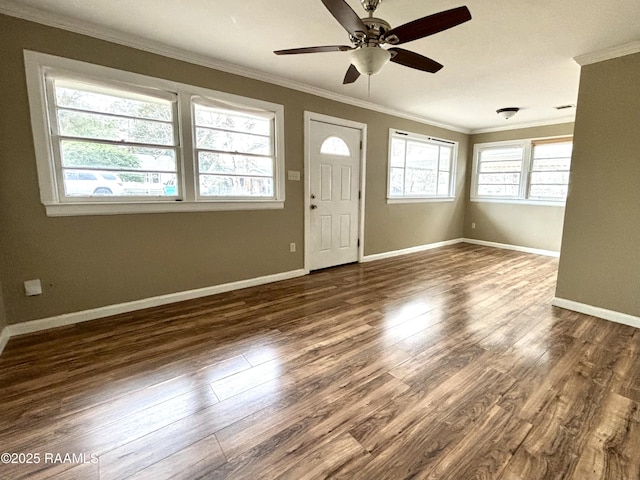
[{"left": 360, "top": 17, "right": 392, "bottom": 44}]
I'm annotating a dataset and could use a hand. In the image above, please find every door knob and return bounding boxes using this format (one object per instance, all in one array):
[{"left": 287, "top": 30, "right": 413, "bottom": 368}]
[{"left": 310, "top": 204, "right": 317, "bottom": 209}]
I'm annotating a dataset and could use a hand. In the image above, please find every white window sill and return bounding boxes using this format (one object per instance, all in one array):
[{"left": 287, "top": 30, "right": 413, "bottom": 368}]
[
  {"left": 470, "top": 197, "right": 566, "bottom": 207},
  {"left": 387, "top": 196, "right": 455, "bottom": 204},
  {"left": 44, "top": 200, "right": 285, "bottom": 217}
]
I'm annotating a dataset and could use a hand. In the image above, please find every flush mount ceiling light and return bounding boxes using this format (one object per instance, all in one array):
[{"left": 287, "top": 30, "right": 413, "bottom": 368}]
[{"left": 497, "top": 107, "right": 519, "bottom": 120}]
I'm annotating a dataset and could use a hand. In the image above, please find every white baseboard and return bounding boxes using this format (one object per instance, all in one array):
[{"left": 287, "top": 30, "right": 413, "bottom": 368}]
[
  {"left": 0, "top": 326, "right": 9, "bottom": 355},
  {"left": 552, "top": 297, "right": 640, "bottom": 330},
  {"left": 362, "top": 238, "right": 464, "bottom": 263},
  {"left": 0, "top": 236, "right": 571, "bottom": 356},
  {"left": 2, "top": 269, "right": 307, "bottom": 348},
  {"left": 463, "top": 238, "right": 560, "bottom": 258}
]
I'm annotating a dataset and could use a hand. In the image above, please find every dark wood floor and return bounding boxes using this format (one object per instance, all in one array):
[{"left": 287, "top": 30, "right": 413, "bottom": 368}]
[{"left": 1, "top": 244, "right": 639, "bottom": 480}]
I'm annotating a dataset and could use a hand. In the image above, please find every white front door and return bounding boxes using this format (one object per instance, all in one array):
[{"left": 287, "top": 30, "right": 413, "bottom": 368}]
[{"left": 309, "top": 120, "right": 361, "bottom": 271}]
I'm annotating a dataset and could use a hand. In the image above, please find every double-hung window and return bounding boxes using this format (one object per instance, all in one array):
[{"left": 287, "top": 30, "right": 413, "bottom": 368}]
[
  {"left": 387, "top": 129, "right": 457, "bottom": 202},
  {"left": 528, "top": 139, "right": 572, "bottom": 201},
  {"left": 49, "top": 78, "right": 180, "bottom": 200},
  {"left": 471, "top": 137, "right": 572, "bottom": 204},
  {"left": 24, "top": 51, "right": 285, "bottom": 216},
  {"left": 192, "top": 98, "right": 276, "bottom": 199}
]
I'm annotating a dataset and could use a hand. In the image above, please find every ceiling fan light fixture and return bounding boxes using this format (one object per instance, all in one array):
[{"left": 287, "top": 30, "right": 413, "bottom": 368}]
[
  {"left": 496, "top": 107, "right": 519, "bottom": 120},
  {"left": 360, "top": 0, "right": 382, "bottom": 12},
  {"left": 351, "top": 46, "right": 391, "bottom": 75}
]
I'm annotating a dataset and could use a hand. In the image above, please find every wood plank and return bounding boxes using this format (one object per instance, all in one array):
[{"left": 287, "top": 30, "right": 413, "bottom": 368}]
[{"left": 0, "top": 244, "right": 638, "bottom": 479}]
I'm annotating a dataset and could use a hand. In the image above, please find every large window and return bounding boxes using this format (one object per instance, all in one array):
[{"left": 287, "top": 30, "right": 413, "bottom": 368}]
[
  {"left": 50, "top": 79, "right": 179, "bottom": 199},
  {"left": 388, "top": 130, "right": 457, "bottom": 202},
  {"left": 471, "top": 137, "right": 572, "bottom": 204},
  {"left": 193, "top": 99, "right": 276, "bottom": 199},
  {"left": 25, "top": 51, "right": 285, "bottom": 216}
]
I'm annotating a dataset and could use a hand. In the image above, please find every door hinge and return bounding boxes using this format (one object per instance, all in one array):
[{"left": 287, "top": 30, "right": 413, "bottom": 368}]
[
  {"left": 358, "top": 191, "right": 361, "bottom": 200},
  {"left": 360, "top": 140, "right": 363, "bottom": 150},
  {"left": 357, "top": 239, "right": 360, "bottom": 247}
]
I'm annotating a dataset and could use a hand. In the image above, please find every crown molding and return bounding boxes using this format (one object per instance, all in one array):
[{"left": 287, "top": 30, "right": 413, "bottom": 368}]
[
  {"left": 574, "top": 41, "right": 640, "bottom": 66},
  {"left": 0, "top": 1, "right": 470, "bottom": 134},
  {"left": 470, "top": 116, "right": 575, "bottom": 135}
]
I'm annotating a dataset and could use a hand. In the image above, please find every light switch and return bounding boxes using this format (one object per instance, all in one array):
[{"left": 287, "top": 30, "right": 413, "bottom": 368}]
[{"left": 287, "top": 170, "right": 301, "bottom": 181}]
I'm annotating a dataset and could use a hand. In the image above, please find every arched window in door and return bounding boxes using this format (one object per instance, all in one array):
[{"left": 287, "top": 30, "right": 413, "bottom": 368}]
[{"left": 320, "top": 136, "right": 351, "bottom": 156}]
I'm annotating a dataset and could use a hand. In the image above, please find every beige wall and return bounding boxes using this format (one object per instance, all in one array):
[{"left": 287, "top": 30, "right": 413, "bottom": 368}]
[
  {"left": 464, "top": 123, "right": 575, "bottom": 251},
  {"left": 0, "top": 14, "right": 467, "bottom": 325},
  {"left": 556, "top": 53, "right": 640, "bottom": 316}
]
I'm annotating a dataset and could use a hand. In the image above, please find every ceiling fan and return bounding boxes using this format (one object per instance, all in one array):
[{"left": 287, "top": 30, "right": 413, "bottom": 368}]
[{"left": 274, "top": 0, "right": 472, "bottom": 84}]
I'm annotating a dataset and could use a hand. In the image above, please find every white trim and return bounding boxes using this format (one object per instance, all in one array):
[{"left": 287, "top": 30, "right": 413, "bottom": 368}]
[
  {"left": 24, "top": 50, "right": 287, "bottom": 215},
  {"left": 387, "top": 197, "right": 455, "bottom": 204},
  {"left": 304, "top": 112, "right": 367, "bottom": 272},
  {"left": 463, "top": 238, "right": 559, "bottom": 258},
  {"left": 574, "top": 41, "right": 640, "bottom": 67},
  {"left": 0, "top": 1, "right": 468, "bottom": 134},
  {"left": 362, "top": 238, "right": 464, "bottom": 262},
  {"left": 43, "top": 200, "right": 285, "bottom": 217},
  {"left": 552, "top": 297, "right": 640, "bottom": 330},
  {"left": 470, "top": 136, "right": 572, "bottom": 204},
  {"left": 470, "top": 117, "right": 575, "bottom": 135},
  {"left": 387, "top": 128, "right": 459, "bottom": 201},
  {"left": 469, "top": 198, "right": 565, "bottom": 207},
  {"left": 0, "top": 326, "right": 9, "bottom": 355},
  {"left": 3, "top": 269, "right": 306, "bottom": 343}
]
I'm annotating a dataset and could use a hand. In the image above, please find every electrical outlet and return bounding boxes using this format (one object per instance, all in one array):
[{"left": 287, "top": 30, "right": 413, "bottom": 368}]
[
  {"left": 471, "top": 222, "right": 476, "bottom": 229},
  {"left": 289, "top": 242, "right": 296, "bottom": 253}
]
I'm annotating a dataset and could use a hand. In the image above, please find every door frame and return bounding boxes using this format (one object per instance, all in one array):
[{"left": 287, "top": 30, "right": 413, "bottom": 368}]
[{"left": 304, "top": 111, "right": 367, "bottom": 273}]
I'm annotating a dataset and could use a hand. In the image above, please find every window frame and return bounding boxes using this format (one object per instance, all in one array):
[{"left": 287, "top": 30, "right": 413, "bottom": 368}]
[
  {"left": 386, "top": 129, "right": 458, "bottom": 204},
  {"left": 24, "top": 50, "right": 285, "bottom": 216},
  {"left": 470, "top": 136, "right": 572, "bottom": 206}
]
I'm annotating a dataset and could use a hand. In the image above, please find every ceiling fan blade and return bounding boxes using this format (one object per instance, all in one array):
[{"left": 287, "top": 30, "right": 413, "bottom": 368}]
[
  {"left": 343, "top": 64, "right": 361, "bottom": 84},
  {"left": 274, "top": 45, "right": 353, "bottom": 55},
  {"left": 321, "top": 0, "right": 368, "bottom": 35},
  {"left": 389, "top": 48, "right": 443, "bottom": 73},
  {"left": 385, "top": 6, "right": 471, "bottom": 45}
]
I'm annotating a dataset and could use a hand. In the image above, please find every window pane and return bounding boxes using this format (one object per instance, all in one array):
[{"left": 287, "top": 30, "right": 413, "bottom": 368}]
[
  {"left": 532, "top": 142, "right": 573, "bottom": 159},
  {"left": 478, "top": 173, "right": 520, "bottom": 185},
  {"left": 62, "top": 168, "right": 177, "bottom": 197},
  {"left": 390, "top": 138, "right": 406, "bottom": 167},
  {"left": 532, "top": 157, "right": 571, "bottom": 171},
  {"left": 529, "top": 184, "right": 568, "bottom": 199},
  {"left": 405, "top": 168, "right": 436, "bottom": 195},
  {"left": 55, "top": 84, "right": 173, "bottom": 121},
  {"left": 477, "top": 184, "right": 520, "bottom": 197},
  {"left": 320, "top": 136, "right": 350, "bottom": 156},
  {"left": 389, "top": 167, "right": 404, "bottom": 195},
  {"left": 480, "top": 146, "right": 524, "bottom": 162},
  {"left": 478, "top": 160, "right": 522, "bottom": 173},
  {"left": 199, "top": 175, "right": 273, "bottom": 197},
  {"left": 198, "top": 152, "right": 273, "bottom": 177},
  {"left": 194, "top": 105, "right": 270, "bottom": 135},
  {"left": 530, "top": 171, "right": 570, "bottom": 185},
  {"left": 406, "top": 141, "right": 438, "bottom": 169},
  {"left": 439, "top": 147, "right": 452, "bottom": 172},
  {"left": 58, "top": 110, "right": 175, "bottom": 146},
  {"left": 530, "top": 141, "right": 572, "bottom": 200},
  {"left": 196, "top": 128, "right": 271, "bottom": 155},
  {"left": 437, "top": 172, "right": 450, "bottom": 195},
  {"left": 60, "top": 141, "right": 177, "bottom": 172}
]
